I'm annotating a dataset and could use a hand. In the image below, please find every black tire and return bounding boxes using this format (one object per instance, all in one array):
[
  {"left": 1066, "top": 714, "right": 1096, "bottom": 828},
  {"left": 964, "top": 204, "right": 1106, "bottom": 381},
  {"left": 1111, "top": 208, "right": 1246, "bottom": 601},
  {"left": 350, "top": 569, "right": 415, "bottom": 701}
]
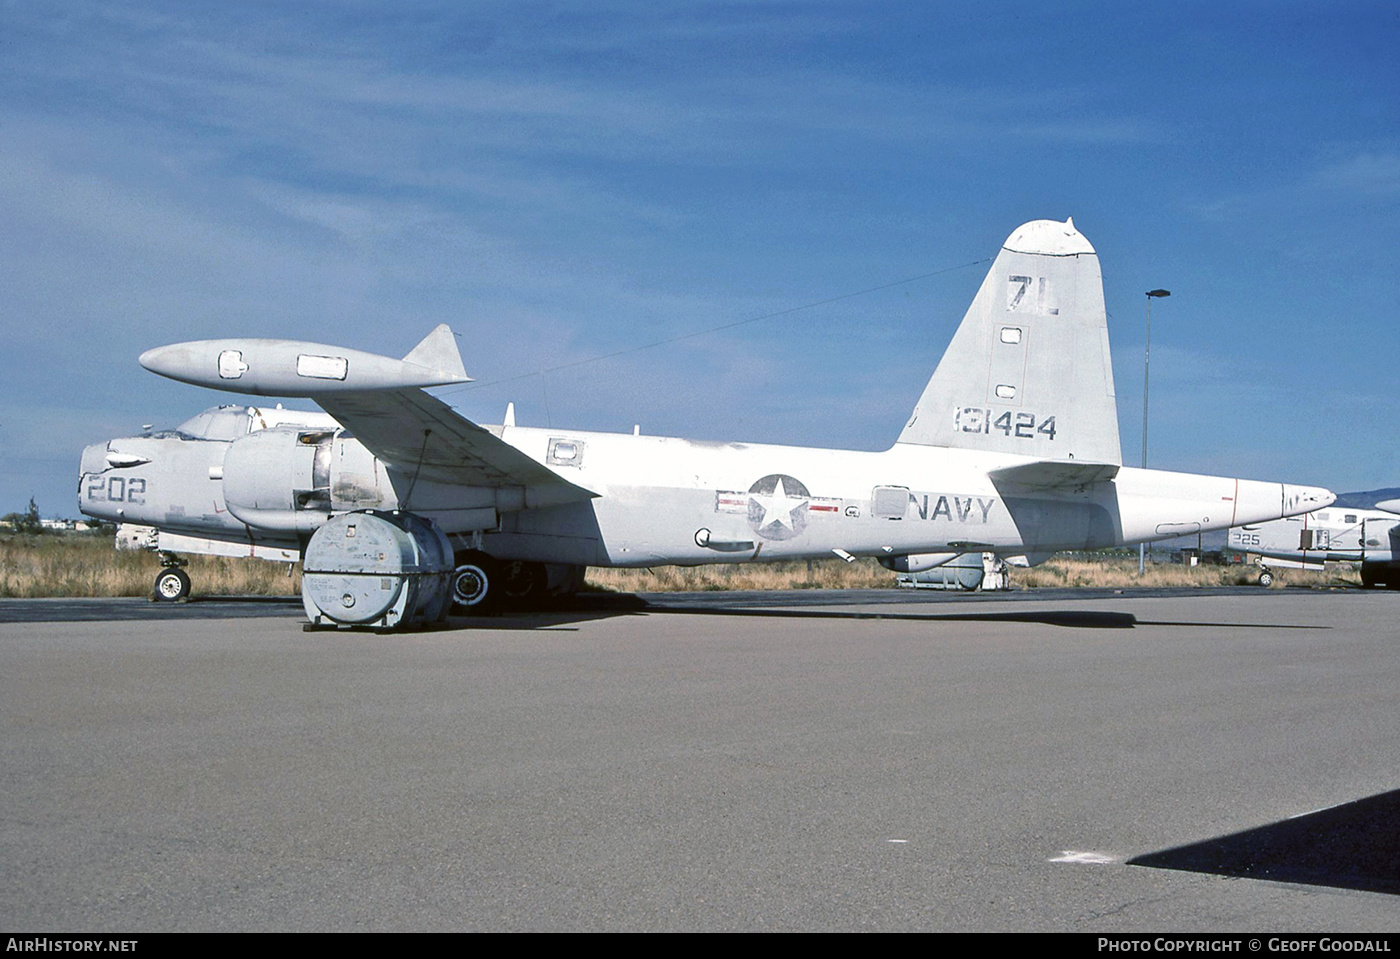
[
  {"left": 154, "top": 567, "right": 191, "bottom": 601},
  {"left": 500, "top": 560, "right": 547, "bottom": 604},
  {"left": 452, "top": 551, "right": 500, "bottom": 615},
  {"left": 1257, "top": 570, "right": 1274, "bottom": 588},
  {"left": 1360, "top": 565, "right": 1382, "bottom": 589}
]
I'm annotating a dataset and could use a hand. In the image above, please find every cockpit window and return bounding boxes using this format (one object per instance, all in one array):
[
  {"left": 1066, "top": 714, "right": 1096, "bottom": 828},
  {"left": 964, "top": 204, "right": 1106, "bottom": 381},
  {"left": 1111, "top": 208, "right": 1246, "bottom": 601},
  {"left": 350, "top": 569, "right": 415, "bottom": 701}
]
[{"left": 175, "top": 405, "right": 253, "bottom": 441}]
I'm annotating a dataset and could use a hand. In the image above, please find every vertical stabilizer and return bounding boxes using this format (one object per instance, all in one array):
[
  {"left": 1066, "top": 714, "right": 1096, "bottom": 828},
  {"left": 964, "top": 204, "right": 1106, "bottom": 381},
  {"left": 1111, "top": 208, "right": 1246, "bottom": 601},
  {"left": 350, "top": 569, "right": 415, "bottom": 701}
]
[{"left": 897, "top": 218, "right": 1121, "bottom": 465}]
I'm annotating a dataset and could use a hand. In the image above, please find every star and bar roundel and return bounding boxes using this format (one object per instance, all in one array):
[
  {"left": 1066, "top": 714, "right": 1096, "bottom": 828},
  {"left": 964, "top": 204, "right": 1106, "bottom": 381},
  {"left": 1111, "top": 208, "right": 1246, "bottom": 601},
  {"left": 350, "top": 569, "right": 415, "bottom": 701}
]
[{"left": 714, "top": 474, "right": 842, "bottom": 541}]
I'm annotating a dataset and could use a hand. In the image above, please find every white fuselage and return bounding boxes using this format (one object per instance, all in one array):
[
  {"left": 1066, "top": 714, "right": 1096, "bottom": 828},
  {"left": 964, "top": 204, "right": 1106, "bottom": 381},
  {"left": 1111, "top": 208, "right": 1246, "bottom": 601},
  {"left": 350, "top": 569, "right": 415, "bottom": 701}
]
[
  {"left": 481, "top": 425, "right": 1323, "bottom": 566},
  {"left": 81, "top": 415, "right": 1327, "bottom": 569}
]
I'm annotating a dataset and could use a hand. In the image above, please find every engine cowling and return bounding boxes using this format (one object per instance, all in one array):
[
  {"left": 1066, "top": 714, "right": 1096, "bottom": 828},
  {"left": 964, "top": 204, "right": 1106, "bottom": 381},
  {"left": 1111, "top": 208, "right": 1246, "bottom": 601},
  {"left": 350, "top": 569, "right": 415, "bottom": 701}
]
[
  {"left": 222, "top": 428, "right": 333, "bottom": 533},
  {"left": 222, "top": 427, "right": 393, "bottom": 534}
]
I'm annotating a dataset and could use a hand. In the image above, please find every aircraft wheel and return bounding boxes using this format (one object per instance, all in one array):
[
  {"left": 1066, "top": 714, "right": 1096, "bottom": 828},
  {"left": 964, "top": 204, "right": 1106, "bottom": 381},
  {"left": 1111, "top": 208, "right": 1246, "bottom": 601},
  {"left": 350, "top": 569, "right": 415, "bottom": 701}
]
[
  {"left": 452, "top": 551, "right": 500, "bottom": 615},
  {"left": 500, "top": 561, "right": 547, "bottom": 605},
  {"left": 1257, "top": 569, "right": 1274, "bottom": 588},
  {"left": 154, "top": 567, "right": 191, "bottom": 601},
  {"left": 1360, "top": 565, "right": 1381, "bottom": 589}
]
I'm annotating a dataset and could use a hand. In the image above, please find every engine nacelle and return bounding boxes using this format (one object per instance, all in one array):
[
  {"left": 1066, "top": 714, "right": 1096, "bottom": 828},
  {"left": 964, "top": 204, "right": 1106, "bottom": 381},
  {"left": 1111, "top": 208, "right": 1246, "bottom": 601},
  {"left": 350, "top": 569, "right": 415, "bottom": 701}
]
[
  {"left": 879, "top": 552, "right": 960, "bottom": 573},
  {"left": 222, "top": 428, "right": 335, "bottom": 533}
]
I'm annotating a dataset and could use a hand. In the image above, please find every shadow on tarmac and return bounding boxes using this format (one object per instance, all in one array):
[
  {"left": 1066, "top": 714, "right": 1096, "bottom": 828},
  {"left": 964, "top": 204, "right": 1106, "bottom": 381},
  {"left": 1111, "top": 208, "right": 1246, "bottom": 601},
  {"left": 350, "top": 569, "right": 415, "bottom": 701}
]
[
  {"left": 641, "top": 604, "right": 1142, "bottom": 629},
  {"left": 468, "top": 592, "right": 1330, "bottom": 632},
  {"left": 0, "top": 588, "right": 1333, "bottom": 633},
  {"left": 1129, "top": 789, "right": 1400, "bottom": 895}
]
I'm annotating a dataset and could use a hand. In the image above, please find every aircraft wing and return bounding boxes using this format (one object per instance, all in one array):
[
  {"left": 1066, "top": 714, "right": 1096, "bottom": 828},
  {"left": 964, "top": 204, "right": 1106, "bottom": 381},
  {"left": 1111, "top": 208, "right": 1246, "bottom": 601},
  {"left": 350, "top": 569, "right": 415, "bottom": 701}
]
[
  {"left": 318, "top": 389, "right": 597, "bottom": 509},
  {"left": 988, "top": 460, "right": 1120, "bottom": 491},
  {"left": 137, "top": 324, "right": 596, "bottom": 510}
]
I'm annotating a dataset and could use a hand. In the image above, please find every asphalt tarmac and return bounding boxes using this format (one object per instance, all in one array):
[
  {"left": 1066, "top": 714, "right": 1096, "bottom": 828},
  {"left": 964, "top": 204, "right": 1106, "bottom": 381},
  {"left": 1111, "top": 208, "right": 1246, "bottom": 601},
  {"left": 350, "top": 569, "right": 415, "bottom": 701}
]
[{"left": 2, "top": 587, "right": 1397, "bottom": 931}]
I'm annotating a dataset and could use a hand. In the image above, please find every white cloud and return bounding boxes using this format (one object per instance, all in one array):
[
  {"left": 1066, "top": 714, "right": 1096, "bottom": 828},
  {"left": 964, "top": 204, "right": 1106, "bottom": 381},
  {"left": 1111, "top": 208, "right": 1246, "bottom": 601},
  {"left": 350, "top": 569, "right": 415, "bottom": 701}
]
[{"left": 1317, "top": 153, "right": 1400, "bottom": 198}]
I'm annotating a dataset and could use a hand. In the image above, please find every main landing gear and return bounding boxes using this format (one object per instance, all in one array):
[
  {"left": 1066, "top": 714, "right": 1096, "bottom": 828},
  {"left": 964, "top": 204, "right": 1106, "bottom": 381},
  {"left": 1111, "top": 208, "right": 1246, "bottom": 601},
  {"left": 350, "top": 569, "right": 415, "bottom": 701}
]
[
  {"left": 450, "top": 551, "right": 574, "bottom": 615},
  {"left": 451, "top": 551, "right": 498, "bottom": 613}
]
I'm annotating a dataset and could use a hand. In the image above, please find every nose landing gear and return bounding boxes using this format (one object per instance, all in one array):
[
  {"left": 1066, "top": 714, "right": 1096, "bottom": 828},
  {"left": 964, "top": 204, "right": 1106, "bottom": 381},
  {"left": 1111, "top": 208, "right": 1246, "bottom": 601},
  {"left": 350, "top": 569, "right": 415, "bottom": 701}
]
[{"left": 152, "top": 555, "right": 192, "bottom": 601}]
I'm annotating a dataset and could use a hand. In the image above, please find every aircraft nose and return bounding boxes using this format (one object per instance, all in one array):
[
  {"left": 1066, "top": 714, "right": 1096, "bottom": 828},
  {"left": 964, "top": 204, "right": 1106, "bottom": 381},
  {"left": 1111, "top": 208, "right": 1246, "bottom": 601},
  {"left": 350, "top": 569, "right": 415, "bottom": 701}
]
[
  {"left": 78, "top": 442, "right": 110, "bottom": 518},
  {"left": 79, "top": 442, "right": 109, "bottom": 478}
]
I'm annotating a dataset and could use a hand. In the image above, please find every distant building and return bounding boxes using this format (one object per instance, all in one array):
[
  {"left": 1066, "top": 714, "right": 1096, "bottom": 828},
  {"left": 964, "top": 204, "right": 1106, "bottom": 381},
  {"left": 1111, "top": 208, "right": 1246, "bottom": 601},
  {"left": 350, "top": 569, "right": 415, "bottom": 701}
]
[{"left": 36, "top": 519, "right": 93, "bottom": 532}]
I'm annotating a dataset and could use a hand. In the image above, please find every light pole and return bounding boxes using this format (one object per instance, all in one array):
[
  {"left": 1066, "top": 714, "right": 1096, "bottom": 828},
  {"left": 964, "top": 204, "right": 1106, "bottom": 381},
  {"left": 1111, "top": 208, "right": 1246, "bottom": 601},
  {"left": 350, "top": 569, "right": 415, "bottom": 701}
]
[{"left": 1140, "top": 289, "right": 1170, "bottom": 575}]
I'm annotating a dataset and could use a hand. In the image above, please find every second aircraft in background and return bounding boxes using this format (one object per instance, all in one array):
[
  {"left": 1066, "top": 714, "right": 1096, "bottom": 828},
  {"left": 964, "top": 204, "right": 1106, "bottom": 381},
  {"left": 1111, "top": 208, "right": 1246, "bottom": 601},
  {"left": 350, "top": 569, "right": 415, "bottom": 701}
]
[{"left": 1230, "top": 500, "right": 1400, "bottom": 587}]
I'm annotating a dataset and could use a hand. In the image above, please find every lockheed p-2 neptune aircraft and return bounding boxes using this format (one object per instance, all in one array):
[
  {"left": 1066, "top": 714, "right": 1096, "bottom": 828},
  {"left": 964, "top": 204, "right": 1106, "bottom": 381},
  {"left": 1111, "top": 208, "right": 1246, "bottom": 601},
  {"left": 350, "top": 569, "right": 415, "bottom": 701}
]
[{"left": 79, "top": 218, "right": 1333, "bottom": 623}]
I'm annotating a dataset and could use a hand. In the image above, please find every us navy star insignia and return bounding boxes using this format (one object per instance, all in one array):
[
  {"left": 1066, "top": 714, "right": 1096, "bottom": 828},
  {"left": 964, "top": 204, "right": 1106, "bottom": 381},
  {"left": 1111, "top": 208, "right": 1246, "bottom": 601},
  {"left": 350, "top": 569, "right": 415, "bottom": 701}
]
[
  {"left": 753, "top": 477, "right": 807, "bottom": 530},
  {"left": 746, "top": 473, "right": 812, "bottom": 540}
]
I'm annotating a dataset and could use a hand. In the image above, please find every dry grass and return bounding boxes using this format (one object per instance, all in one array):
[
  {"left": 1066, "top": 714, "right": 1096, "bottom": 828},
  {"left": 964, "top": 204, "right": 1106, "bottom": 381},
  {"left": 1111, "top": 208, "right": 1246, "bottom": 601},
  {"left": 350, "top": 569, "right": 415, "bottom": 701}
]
[
  {"left": 2, "top": 533, "right": 1357, "bottom": 598},
  {"left": 585, "top": 558, "right": 900, "bottom": 592},
  {"left": 0, "top": 533, "right": 300, "bottom": 598},
  {"left": 586, "top": 554, "right": 1359, "bottom": 592},
  {"left": 1008, "top": 556, "right": 1359, "bottom": 590}
]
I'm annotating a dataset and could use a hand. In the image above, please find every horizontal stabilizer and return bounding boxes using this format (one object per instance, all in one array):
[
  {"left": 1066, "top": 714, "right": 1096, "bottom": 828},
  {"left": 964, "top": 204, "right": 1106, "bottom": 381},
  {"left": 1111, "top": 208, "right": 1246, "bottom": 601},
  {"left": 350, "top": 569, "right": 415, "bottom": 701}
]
[{"left": 988, "top": 460, "right": 1119, "bottom": 490}]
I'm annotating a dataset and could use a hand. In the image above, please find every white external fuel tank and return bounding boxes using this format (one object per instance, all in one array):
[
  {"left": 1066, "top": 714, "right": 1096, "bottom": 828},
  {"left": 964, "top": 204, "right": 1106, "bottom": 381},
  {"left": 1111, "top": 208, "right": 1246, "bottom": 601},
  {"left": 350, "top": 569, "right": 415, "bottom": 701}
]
[{"left": 302, "top": 510, "right": 454, "bottom": 630}]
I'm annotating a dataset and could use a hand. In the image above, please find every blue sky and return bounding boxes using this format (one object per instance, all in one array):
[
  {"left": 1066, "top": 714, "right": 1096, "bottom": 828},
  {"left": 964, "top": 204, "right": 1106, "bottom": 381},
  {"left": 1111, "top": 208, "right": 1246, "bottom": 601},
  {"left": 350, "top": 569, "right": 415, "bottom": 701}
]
[{"left": 3, "top": 1, "right": 1398, "bottom": 516}]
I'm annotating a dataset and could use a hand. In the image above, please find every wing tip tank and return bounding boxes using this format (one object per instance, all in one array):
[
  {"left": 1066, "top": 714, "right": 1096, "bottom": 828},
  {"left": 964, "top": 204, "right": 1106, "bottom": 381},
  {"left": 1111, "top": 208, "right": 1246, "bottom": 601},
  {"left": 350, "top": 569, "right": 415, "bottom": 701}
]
[{"left": 138, "top": 328, "right": 471, "bottom": 397}]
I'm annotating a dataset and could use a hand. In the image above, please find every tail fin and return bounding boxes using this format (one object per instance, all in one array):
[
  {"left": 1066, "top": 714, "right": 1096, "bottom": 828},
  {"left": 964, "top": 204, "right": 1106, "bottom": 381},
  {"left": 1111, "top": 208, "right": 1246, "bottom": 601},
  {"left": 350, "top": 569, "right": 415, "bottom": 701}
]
[{"left": 897, "top": 218, "right": 1121, "bottom": 466}]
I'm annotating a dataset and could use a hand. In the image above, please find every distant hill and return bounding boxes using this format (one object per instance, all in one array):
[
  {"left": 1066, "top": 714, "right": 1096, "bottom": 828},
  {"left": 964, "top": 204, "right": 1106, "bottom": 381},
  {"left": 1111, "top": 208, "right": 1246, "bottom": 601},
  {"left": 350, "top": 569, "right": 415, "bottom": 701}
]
[{"left": 1333, "top": 488, "right": 1400, "bottom": 510}]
